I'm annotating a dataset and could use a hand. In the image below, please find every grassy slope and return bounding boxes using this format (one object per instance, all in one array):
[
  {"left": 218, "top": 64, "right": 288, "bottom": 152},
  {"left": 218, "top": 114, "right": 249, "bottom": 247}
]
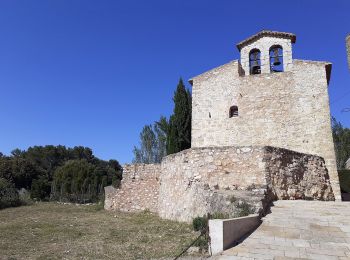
[{"left": 0, "top": 203, "right": 198, "bottom": 260}]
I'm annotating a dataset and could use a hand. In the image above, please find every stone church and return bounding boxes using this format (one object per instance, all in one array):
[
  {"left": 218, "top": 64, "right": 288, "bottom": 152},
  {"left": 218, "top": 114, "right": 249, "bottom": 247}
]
[{"left": 105, "top": 31, "right": 341, "bottom": 222}]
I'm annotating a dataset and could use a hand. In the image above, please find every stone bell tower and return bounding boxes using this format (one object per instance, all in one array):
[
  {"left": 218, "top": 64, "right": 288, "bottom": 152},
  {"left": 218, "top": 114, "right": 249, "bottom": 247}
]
[
  {"left": 190, "top": 30, "right": 341, "bottom": 200},
  {"left": 237, "top": 30, "right": 295, "bottom": 75}
]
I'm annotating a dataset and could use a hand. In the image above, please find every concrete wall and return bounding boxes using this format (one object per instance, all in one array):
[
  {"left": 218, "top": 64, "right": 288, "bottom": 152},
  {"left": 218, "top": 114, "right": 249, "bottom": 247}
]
[
  {"left": 209, "top": 214, "right": 261, "bottom": 255},
  {"left": 191, "top": 58, "right": 340, "bottom": 200},
  {"left": 104, "top": 163, "right": 160, "bottom": 212}
]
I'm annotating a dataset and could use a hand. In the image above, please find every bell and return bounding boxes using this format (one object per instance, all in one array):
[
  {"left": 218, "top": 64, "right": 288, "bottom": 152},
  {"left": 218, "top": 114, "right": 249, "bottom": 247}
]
[
  {"left": 252, "top": 52, "right": 260, "bottom": 69},
  {"left": 252, "top": 64, "right": 261, "bottom": 74},
  {"left": 252, "top": 59, "right": 259, "bottom": 67},
  {"left": 250, "top": 51, "right": 261, "bottom": 74},
  {"left": 273, "top": 48, "right": 281, "bottom": 66}
]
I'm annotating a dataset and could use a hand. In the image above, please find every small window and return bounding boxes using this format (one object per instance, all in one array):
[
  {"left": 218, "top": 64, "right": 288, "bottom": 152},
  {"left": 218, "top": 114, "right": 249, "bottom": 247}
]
[
  {"left": 249, "top": 49, "right": 261, "bottom": 75},
  {"left": 229, "top": 106, "right": 238, "bottom": 118},
  {"left": 269, "top": 45, "right": 283, "bottom": 73}
]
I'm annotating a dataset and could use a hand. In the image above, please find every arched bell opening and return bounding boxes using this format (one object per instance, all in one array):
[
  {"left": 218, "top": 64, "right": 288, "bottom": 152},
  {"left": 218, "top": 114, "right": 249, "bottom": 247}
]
[
  {"left": 249, "top": 49, "right": 261, "bottom": 75},
  {"left": 269, "top": 45, "right": 284, "bottom": 73}
]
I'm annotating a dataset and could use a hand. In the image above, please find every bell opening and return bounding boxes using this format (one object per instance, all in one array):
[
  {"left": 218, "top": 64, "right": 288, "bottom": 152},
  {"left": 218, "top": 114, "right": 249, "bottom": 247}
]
[
  {"left": 270, "top": 46, "right": 284, "bottom": 73},
  {"left": 249, "top": 49, "right": 261, "bottom": 75}
]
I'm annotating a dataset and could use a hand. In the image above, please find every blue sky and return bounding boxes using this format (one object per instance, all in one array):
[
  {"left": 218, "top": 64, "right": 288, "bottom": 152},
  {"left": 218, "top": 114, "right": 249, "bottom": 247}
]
[{"left": 0, "top": 0, "right": 349, "bottom": 163}]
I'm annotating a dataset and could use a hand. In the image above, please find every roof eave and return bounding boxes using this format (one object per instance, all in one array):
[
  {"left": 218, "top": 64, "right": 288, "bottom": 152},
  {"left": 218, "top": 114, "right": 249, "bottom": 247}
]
[{"left": 236, "top": 30, "right": 296, "bottom": 51}]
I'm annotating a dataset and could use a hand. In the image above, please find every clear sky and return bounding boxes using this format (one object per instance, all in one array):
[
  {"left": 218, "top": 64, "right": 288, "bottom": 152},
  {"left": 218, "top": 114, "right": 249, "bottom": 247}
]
[{"left": 0, "top": 0, "right": 349, "bottom": 164}]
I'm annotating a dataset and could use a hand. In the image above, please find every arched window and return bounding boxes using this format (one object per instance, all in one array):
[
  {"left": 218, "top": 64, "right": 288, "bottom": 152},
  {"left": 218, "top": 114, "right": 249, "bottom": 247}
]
[
  {"left": 249, "top": 49, "right": 261, "bottom": 75},
  {"left": 269, "top": 45, "right": 283, "bottom": 72},
  {"left": 229, "top": 106, "right": 238, "bottom": 118}
]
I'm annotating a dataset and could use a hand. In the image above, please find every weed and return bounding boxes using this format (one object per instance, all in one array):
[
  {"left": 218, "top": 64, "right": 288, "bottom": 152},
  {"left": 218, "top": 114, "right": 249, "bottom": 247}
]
[{"left": 235, "top": 200, "right": 256, "bottom": 217}]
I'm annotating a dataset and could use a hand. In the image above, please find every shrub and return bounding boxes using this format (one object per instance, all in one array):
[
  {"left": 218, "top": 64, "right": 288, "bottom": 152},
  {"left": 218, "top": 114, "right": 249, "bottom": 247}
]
[
  {"left": 192, "top": 216, "right": 207, "bottom": 232},
  {"left": 31, "top": 177, "right": 51, "bottom": 200},
  {"left": 193, "top": 236, "right": 208, "bottom": 252},
  {"left": 229, "top": 195, "right": 236, "bottom": 203},
  {"left": 51, "top": 159, "right": 117, "bottom": 203},
  {"left": 0, "top": 178, "right": 20, "bottom": 209},
  {"left": 235, "top": 201, "right": 256, "bottom": 217},
  {"left": 339, "top": 170, "right": 350, "bottom": 193},
  {"left": 210, "top": 212, "right": 229, "bottom": 219},
  {"left": 18, "top": 188, "right": 34, "bottom": 206}
]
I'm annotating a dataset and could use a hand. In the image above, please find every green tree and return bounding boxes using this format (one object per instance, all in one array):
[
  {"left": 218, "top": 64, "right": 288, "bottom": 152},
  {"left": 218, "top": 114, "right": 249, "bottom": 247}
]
[
  {"left": 167, "top": 115, "right": 178, "bottom": 155},
  {"left": 0, "top": 178, "right": 20, "bottom": 209},
  {"left": 11, "top": 157, "right": 37, "bottom": 189},
  {"left": 167, "top": 78, "right": 192, "bottom": 155},
  {"left": 30, "top": 177, "right": 51, "bottom": 200},
  {"left": 332, "top": 117, "right": 350, "bottom": 169},
  {"left": 154, "top": 116, "right": 169, "bottom": 162},
  {"left": 133, "top": 116, "right": 170, "bottom": 164},
  {"left": 133, "top": 125, "right": 157, "bottom": 163},
  {"left": 51, "top": 159, "right": 118, "bottom": 203},
  {"left": 0, "top": 157, "right": 14, "bottom": 182}
]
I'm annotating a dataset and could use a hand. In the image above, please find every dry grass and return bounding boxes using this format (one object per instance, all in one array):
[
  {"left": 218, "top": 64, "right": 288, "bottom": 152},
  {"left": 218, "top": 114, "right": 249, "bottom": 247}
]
[{"left": 0, "top": 202, "right": 199, "bottom": 260}]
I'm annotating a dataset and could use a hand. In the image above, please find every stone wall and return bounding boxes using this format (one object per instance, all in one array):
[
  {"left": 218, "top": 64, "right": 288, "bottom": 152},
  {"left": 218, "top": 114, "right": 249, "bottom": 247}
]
[
  {"left": 240, "top": 36, "right": 293, "bottom": 74},
  {"left": 158, "top": 146, "right": 268, "bottom": 222},
  {"left": 191, "top": 58, "right": 340, "bottom": 200},
  {"left": 158, "top": 146, "right": 334, "bottom": 222},
  {"left": 104, "top": 163, "right": 160, "bottom": 212},
  {"left": 263, "top": 146, "right": 334, "bottom": 201}
]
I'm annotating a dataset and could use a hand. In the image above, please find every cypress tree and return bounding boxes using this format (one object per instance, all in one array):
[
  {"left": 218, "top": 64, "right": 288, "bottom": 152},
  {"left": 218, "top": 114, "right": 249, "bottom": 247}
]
[
  {"left": 167, "top": 115, "right": 178, "bottom": 155},
  {"left": 167, "top": 78, "right": 192, "bottom": 154}
]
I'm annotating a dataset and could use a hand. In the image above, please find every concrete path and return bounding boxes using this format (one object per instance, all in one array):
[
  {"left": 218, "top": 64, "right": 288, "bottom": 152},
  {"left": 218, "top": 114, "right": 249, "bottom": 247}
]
[{"left": 213, "top": 200, "right": 350, "bottom": 260}]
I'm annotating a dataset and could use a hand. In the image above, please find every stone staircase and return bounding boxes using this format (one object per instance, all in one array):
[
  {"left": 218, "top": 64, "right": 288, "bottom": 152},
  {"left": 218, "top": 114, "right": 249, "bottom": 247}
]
[{"left": 214, "top": 200, "right": 350, "bottom": 260}]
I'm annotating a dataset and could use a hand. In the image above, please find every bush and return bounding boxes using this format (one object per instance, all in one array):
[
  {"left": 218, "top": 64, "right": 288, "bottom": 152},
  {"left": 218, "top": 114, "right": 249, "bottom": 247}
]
[
  {"left": 18, "top": 188, "right": 34, "bottom": 206},
  {"left": 210, "top": 212, "right": 229, "bottom": 219},
  {"left": 0, "top": 178, "right": 20, "bottom": 209},
  {"left": 235, "top": 201, "right": 256, "bottom": 217},
  {"left": 339, "top": 170, "right": 350, "bottom": 193},
  {"left": 192, "top": 216, "right": 207, "bottom": 232},
  {"left": 51, "top": 159, "right": 117, "bottom": 203},
  {"left": 193, "top": 236, "right": 208, "bottom": 252},
  {"left": 229, "top": 195, "right": 236, "bottom": 203},
  {"left": 31, "top": 177, "right": 51, "bottom": 200}
]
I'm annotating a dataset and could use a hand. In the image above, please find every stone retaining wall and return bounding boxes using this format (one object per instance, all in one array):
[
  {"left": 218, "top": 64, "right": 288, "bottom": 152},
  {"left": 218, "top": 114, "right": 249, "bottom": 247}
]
[
  {"left": 105, "top": 146, "right": 334, "bottom": 222},
  {"left": 104, "top": 163, "right": 160, "bottom": 212},
  {"left": 264, "top": 146, "right": 334, "bottom": 201},
  {"left": 158, "top": 146, "right": 334, "bottom": 222}
]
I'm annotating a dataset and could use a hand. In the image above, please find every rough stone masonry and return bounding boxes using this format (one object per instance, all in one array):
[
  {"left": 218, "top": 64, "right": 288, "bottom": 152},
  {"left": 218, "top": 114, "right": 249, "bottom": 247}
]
[
  {"left": 105, "top": 30, "right": 341, "bottom": 222},
  {"left": 190, "top": 30, "right": 340, "bottom": 200},
  {"left": 105, "top": 146, "right": 334, "bottom": 222}
]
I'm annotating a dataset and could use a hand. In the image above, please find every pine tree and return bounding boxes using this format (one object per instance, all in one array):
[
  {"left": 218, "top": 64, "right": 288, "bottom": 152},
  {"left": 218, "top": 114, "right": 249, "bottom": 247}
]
[{"left": 166, "top": 78, "right": 192, "bottom": 155}]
